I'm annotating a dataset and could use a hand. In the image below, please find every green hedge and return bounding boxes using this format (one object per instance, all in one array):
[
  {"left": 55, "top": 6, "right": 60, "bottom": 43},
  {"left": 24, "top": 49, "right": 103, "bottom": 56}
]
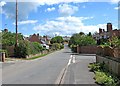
[
  {"left": 51, "top": 43, "right": 64, "bottom": 50},
  {"left": 14, "top": 41, "right": 43, "bottom": 58}
]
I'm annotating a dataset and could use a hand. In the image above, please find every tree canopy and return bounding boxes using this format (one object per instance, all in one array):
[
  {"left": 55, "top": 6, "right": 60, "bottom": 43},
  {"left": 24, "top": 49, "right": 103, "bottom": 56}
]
[
  {"left": 50, "top": 36, "right": 63, "bottom": 44},
  {"left": 1, "top": 31, "right": 23, "bottom": 47},
  {"left": 69, "top": 32, "right": 96, "bottom": 46}
]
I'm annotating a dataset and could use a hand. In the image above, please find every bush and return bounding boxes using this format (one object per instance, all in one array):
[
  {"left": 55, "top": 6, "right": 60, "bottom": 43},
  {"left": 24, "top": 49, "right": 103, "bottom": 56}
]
[
  {"left": 88, "top": 63, "right": 101, "bottom": 72},
  {"left": 14, "top": 41, "right": 43, "bottom": 58},
  {"left": 60, "top": 44, "right": 64, "bottom": 49},
  {"left": 95, "top": 71, "right": 115, "bottom": 85},
  {"left": 14, "top": 41, "right": 29, "bottom": 58},
  {"left": 51, "top": 43, "right": 61, "bottom": 50},
  {"left": 69, "top": 32, "right": 96, "bottom": 47},
  {"left": 88, "top": 62, "right": 120, "bottom": 86}
]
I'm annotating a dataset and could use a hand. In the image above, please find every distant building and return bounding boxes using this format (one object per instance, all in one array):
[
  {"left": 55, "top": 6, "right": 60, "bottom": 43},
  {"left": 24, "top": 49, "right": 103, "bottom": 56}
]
[
  {"left": 28, "top": 33, "right": 40, "bottom": 43},
  {"left": 93, "top": 23, "right": 120, "bottom": 41},
  {"left": 27, "top": 34, "right": 52, "bottom": 49}
]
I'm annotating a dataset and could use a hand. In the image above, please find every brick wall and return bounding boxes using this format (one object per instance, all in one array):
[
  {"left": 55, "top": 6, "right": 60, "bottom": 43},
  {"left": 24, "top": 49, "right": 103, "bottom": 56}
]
[{"left": 77, "top": 46, "right": 97, "bottom": 54}]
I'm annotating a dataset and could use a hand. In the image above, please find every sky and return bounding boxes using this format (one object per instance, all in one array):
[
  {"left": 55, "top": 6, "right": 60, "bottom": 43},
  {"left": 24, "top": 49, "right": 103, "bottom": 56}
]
[{"left": 0, "top": 0, "right": 120, "bottom": 37}]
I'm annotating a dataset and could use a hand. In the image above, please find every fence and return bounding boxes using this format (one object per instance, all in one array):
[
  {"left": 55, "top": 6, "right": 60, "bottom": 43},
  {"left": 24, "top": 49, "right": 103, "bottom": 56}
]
[{"left": 96, "top": 55, "right": 120, "bottom": 77}]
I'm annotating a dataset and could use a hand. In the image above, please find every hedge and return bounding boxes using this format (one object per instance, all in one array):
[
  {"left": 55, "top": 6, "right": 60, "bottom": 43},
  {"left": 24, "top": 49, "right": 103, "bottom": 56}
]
[{"left": 14, "top": 41, "right": 43, "bottom": 58}]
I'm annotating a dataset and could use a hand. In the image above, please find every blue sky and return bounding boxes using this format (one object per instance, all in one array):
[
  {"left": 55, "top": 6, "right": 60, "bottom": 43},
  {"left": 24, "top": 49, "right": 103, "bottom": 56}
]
[{"left": 0, "top": 0, "right": 119, "bottom": 37}]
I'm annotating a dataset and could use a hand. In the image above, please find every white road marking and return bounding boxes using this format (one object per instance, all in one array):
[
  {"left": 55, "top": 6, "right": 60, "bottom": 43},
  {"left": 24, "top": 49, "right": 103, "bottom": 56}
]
[
  {"left": 67, "top": 58, "right": 72, "bottom": 66},
  {"left": 72, "top": 56, "right": 75, "bottom": 63}
]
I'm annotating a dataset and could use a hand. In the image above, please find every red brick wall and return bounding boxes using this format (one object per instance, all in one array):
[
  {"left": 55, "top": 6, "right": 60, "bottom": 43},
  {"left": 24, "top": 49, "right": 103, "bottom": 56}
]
[{"left": 77, "top": 46, "right": 97, "bottom": 54}]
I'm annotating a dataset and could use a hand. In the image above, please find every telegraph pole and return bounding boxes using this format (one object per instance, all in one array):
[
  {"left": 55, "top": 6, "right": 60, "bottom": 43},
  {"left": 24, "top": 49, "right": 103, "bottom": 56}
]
[{"left": 15, "top": 0, "right": 18, "bottom": 47}]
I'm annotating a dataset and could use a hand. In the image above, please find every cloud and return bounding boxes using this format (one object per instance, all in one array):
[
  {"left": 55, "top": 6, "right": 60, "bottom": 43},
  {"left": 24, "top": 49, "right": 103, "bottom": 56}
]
[
  {"left": 13, "top": 20, "right": 38, "bottom": 25},
  {"left": 58, "top": 4, "right": 78, "bottom": 16},
  {"left": 33, "top": 16, "right": 105, "bottom": 36},
  {"left": 110, "top": 0, "right": 119, "bottom": 4},
  {"left": 0, "top": 1, "right": 6, "bottom": 7},
  {"left": 0, "top": 1, "right": 6, "bottom": 14},
  {"left": 82, "top": 5, "right": 86, "bottom": 8},
  {"left": 114, "top": 6, "right": 120, "bottom": 10},
  {"left": 46, "top": 7, "right": 55, "bottom": 12},
  {"left": 2, "top": 2, "right": 40, "bottom": 20}
]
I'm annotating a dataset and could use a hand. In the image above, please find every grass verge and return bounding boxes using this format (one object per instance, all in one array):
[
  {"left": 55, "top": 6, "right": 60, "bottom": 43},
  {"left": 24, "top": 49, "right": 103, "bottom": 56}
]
[{"left": 26, "top": 53, "right": 49, "bottom": 60}]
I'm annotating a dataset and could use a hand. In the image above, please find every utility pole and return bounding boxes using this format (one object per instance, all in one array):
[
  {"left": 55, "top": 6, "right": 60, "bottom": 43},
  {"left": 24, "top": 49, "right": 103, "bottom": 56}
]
[{"left": 15, "top": 0, "right": 18, "bottom": 47}]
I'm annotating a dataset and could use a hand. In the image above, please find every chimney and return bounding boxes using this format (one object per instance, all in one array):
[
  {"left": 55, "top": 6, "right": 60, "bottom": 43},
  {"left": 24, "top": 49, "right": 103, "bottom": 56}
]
[
  {"left": 99, "top": 28, "right": 102, "bottom": 33},
  {"left": 37, "top": 33, "right": 39, "bottom": 37},
  {"left": 107, "top": 23, "right": 112, "bottom": 32},
  {"left": 4, "top": 29, "right": 8, "bottom": 32},
  {"left": 103, "top": 29, "right": 105, "bottom": 32}
]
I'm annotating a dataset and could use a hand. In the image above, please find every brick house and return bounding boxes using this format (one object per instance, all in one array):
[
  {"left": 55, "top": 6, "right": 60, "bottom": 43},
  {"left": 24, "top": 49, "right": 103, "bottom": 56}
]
[{"left": 93, "top": 23, "right": 120, "bottom": 41}]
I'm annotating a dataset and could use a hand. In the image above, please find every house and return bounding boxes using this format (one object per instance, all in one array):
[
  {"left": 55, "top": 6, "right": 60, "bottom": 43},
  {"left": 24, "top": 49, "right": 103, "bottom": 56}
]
[
  {"left": 28, "top": 34, "right": 51, "bottom": 49},
  {"left": 93, "top": 23, "right": 120, "bottom": 41}
]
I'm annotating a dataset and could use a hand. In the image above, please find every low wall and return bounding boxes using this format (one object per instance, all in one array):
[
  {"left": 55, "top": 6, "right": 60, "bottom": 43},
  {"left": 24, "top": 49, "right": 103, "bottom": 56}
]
[
  {"left": 96, "top": 55, "right": 120, "bottom": 77},
  {"left": 77, "top": 46, "right": 97, "bottom": 54},
  {"left": 26, "top": 50, "right": 49, "bottom": 59}
]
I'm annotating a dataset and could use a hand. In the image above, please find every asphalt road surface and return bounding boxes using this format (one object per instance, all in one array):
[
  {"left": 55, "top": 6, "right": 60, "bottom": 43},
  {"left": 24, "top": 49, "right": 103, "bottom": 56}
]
[{"left": 1, "top": 45, "right": 96, "bottom": 84}]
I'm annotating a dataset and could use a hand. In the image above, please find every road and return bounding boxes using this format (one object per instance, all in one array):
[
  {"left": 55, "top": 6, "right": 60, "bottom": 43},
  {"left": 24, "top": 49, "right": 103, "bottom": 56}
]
[{"left": 2, "top": 45, "right": 96, "bottom": 84}]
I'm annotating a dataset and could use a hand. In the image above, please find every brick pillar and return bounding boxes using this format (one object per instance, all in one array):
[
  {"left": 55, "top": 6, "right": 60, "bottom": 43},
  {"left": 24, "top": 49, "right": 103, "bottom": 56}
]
[
  {"left": 77, "top": 46, "right": 81, "bottom": 53},
  {"left": 2, "top": 52, "right": 5, "bottom": 62}
]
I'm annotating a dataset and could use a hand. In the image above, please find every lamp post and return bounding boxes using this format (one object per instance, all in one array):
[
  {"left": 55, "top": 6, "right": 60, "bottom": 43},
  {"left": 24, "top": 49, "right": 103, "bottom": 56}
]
[{"left": 15, "top": 0, "right": 18, "bottom": 47}]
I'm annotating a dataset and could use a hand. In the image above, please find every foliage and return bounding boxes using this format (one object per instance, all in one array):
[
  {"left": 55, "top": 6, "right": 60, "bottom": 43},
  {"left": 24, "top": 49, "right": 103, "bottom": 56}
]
[
  {"left": 14, "top": 41, "right": 29, "bottom": 58},
  {"left": 50, "top": 36, "right": 63, "bottom": 44},
  {"left": 109, "top": 36, "right": 120, "bottom": 48},
  {"left": 95, "top": 71, "right": 115, "bottom": 85},
  {"left": 88, "top": 63, "right": 103, "bottom": 72},
  {"left": 88, "top": 62, "right": 120, "bottom": 86},
  {"left": 69, "top": 32, "right": 96, "bottom": 47},
  {"left": 0, "top": 49, "right": 8, "bottom": 58},
  {"left": 2, "top": 31, "right": 23, "bottom": 47},
  {"left": 60, "top": 44, "right": 64, "bottom": 49},
  {"left": 51, "top": 43, "right": 61, "bottom": 50},
  {"left": 14, "top": 41, "right": 43, "bottom": 58}
]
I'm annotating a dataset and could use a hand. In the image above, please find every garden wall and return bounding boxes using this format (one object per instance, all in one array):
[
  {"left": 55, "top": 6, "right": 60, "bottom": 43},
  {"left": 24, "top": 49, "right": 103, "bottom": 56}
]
[
  {"left": 77, "top": 46, "right": 97, "bottom": 54},
  {"left": 96, "top": 55, "right": 120, "bottom": 77}
]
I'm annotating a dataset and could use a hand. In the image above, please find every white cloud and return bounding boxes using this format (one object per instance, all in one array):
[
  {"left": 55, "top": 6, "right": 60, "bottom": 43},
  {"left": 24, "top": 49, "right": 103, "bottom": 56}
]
[
  {"left": 82, "top": 5, "right": 86, "bottom": 8},
  {"left": 110, "top": 0, "right": 119, "bottom": 4},
  {"left": 33, "top": 16, "right": 103, "bottom": 36},
  {"left": 58, "top": 4, "right": 78, "bottom": 16},
  {"left": 33, "top": 16, "right": 117, "bottom": 36},
  {"left": 0, "top": 1, "right": 6, "bottom": 7},
  {"left": 0, "top": 1, "right": 6, "bottom": 14},
  {"left": 24, "top": 35, "right": 29, "bottom": 37},
  {"left": 46, "top": 7, "right": 55, "bottom": 12},
  {"left": 114, "top": 6, "right": 120, "bottom": 10},
  {"left": 2, "top": 2, "right": 40, "bottom": 20},
  {"left": 13, "top": 20, "right": 38, "bottom": 25}
]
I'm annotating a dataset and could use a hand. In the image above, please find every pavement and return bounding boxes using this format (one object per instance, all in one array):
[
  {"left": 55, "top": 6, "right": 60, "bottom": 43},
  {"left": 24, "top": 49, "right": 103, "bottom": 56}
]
[
  {"left": 1, "top": 45, "right": 98, "bottom": 85},
  {"left": 61, "top": 54, "right": 97, "bottom": 85}
]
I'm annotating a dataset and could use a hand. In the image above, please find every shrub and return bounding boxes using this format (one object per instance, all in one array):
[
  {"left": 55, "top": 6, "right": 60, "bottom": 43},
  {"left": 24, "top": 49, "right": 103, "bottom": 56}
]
[
  {"left": 60, "top": 44, "right": 64, "bottom": 49},
  {"left": 69, "top": 32, "right": 96, "bottom": 48},
  {"left": 88, "top": 62, "right": 120, "bottom": 86},
  {"left": 88, "top": 63, "right": 101, "bottom": 72},
  {"left": 14, "top": 41, "right": 43, "bottom": 58},
  {"left": 14, "top": 41, "right": 29, "bottom": 58},
  {"left": 95, "top": 71, "right": 115, "bottom": 85},
  {"left": 51, "top": 43, "right": 61, "bottom": 50}
]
